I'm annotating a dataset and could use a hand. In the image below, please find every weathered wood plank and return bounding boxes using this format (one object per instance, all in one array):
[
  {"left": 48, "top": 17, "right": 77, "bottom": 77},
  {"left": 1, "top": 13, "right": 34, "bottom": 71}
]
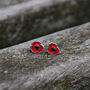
[
  {"left": 0, "top": 0, "right": 90, "bottom": 49},
  {"left": 0, "top": 23, "right": 90, "bottom": 90}
]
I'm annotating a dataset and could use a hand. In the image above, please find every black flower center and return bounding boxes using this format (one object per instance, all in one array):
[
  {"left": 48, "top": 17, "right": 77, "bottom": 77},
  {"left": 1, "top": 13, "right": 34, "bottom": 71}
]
[
  {"left": 51, "top": 47, "right": 56, "bottom": 52},
  {"left": 34, "top": 45, "right": 40, "bottom": 50}
]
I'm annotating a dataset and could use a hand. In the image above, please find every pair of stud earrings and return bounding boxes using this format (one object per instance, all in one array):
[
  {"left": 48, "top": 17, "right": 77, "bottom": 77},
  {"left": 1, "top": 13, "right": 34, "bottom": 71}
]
[{"left": 30, "top": 41, "right": 60, "bottom": 55}]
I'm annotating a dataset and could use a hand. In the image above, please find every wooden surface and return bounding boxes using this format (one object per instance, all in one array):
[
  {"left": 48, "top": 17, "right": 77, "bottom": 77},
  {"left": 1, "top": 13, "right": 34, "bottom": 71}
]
[{"left": 0, "top": 23, "right": 90, "bottom": 90}]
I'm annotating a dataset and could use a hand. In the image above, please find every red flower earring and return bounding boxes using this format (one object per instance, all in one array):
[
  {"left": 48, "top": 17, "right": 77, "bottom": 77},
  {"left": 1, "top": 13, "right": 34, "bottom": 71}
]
[
  {"left": 30, "top": 41, "right": 44, "bottom": 53},
  {"left": 47, "top": 43, "right": 60, "bottom": 55}
]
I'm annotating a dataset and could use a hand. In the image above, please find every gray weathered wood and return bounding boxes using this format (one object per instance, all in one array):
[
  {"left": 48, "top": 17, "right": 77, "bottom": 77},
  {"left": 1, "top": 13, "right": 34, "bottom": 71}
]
[
  {"left": 0, "top": 23, "right": 90, "bottom": 90},
  {"left": 0, "top": 0, "right": 90, "bottom": 49}
]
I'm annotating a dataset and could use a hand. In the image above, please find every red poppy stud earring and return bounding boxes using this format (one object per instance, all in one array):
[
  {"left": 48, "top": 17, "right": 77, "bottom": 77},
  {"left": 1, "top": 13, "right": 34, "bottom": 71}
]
[
  {"left": 47, "top": 43, "right": 60, "bottom": 55},
  {"left": 30, "top": 41, "right": 44, "bottom": 53}
]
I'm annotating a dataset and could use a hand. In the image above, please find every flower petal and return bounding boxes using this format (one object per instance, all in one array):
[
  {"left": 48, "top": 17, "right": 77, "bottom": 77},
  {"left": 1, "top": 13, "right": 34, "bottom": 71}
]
[
  {"left": 32, "top": 41, "right": 41, "bottom": 46},
  {"left": 30, "top": 41, "right": 44, "bottom": 53},
  {"left": 48, "top": 43, "right": 60, "bottom": 54}
]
